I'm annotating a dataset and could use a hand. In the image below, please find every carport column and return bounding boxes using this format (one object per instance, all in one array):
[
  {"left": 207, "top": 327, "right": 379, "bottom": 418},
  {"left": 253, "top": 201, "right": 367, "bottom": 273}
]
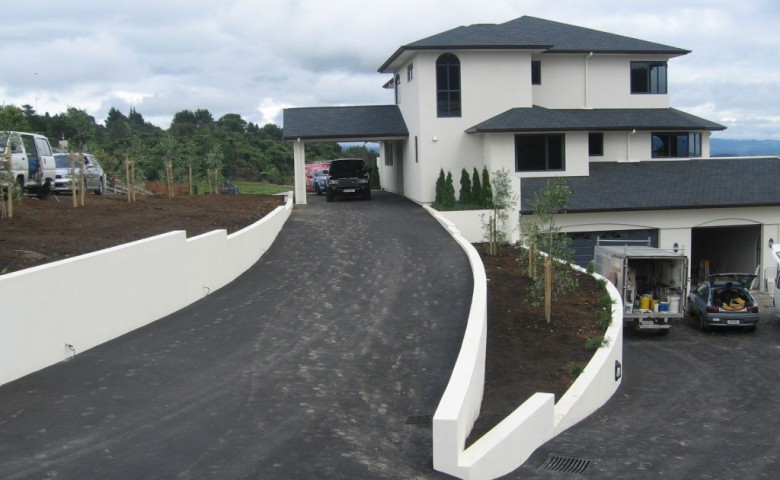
[{"left": 293, "top": 139, "right": 307, "bottom": 205}]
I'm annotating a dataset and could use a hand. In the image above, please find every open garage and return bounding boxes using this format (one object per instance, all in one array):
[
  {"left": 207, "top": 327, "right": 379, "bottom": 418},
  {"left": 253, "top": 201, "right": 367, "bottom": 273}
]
[{"left": 691, "top": 225, "right": 761, "bottom": 284}]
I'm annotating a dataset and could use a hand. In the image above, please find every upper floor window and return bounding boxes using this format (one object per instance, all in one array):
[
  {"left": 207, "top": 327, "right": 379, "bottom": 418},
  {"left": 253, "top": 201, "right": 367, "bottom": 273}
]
[
  {"left": 589, "top": 132, "right": 604, "bottom": 156},
  {"left": 531, "top": 60, "right": 541, "bottom": 85},
  {"left": 515, "top": 134, "right": 565, "bottom": 171},
  {"left": 436, "top": 53, "right": 461, "bottom": 117},
  {"left": 631, "top": 61, "right": 667, "bottom": 94},
  {"left": 407, "top": 63, "right": 414, "bottom": 81},
  {"left": 652, "top": 132, "right": 701, "bottom": 158}
]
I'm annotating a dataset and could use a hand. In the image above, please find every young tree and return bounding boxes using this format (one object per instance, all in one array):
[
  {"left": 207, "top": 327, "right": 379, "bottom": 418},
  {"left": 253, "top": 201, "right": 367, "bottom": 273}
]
[
  {"left": 481, "top": 168, "right": 517, "bottom": 255},
  {"left": 444, "top": 170, "right": 456, "bottom": 208},
  {"left": 471, "top": 167, "right": 481, "bottom": 206},
  {"left": 520, "top": 178, "right": 576, "bottom": 322},
  {"left": 480, "top": 166, "right": 493, "bottom": 208},
  {"left": 458, "top": 168, "right": 472, "bottom": 204},
  {"left": 434, "top": 168, "right": 446, "bottom": 205}
]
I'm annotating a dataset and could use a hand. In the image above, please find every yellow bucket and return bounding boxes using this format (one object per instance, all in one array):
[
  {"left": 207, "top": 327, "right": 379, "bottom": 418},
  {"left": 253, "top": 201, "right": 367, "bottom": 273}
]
[{"left": 639, "top": 294, "right": 652, "bottom": 310}]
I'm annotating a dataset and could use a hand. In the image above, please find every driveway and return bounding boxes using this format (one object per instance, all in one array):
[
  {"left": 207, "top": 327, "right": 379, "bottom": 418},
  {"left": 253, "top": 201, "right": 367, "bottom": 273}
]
[
  {"left": 509, "top": 293, "right": 780, "bottom": 479},
  {"left": 0, "top": 192, "right": 472, "bottom": 479}
]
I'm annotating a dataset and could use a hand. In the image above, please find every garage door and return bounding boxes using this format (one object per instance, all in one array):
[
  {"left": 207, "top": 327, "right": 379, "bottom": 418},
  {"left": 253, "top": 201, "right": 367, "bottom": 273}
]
[{"left": 568, "top": 229, "right": 659, "bottom": 268}]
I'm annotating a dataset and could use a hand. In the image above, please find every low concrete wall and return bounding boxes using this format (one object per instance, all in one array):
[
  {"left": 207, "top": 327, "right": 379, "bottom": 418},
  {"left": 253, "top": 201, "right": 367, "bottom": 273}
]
[
  {"left": 426, "top": 206, "right": 623, "bottom": 480},
  {"left": 0, "top": 193, "right": 294, "bottom": 387},
  {"left": 436, "top": 209, "right": 521, "bottom": 244}
]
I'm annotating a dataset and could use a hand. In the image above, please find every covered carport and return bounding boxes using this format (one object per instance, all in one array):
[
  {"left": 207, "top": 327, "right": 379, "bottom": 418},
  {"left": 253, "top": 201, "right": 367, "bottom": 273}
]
[{"left": 282, "top": 105, "right": 408, "bottom": 204}]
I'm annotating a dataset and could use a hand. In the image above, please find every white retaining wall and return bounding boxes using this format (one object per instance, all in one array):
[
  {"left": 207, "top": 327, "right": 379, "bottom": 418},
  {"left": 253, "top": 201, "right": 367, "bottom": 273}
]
[
  {"left": 426, "top": 205, "right": 623, "bottom": 480},
  {"left": 0, "top": 193, "right": 294, "bottom": 387}
]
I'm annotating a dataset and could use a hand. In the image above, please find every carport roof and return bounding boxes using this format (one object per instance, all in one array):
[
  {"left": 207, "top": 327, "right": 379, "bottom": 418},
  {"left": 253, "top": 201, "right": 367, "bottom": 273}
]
[
  {"left": 520, "top": 157, "right": 780, "bottom": 214},
  {"left": 282, "top": 105, "right": 408, "bottom": 142}
]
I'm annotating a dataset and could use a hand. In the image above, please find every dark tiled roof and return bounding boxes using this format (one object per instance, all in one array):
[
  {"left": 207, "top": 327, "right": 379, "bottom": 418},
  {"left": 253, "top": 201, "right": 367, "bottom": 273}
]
[
  {"left": 467, "top": 106, "right": 725, "bottom": 133},
  {"left": 283, "top": 105, "right": 408, "bottom": 141},
  {"left": 379, "top": 16, "right": 689, "bottom": 72},
  {"left": 520, "top": 157, "right": 780, "bottom": 214}
]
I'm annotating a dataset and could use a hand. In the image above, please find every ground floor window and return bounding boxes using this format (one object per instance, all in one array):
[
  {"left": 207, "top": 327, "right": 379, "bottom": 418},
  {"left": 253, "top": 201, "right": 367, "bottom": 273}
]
[
  {"left": 515, "top": 134, "right": 565, "bottom": 171},
  {"left": 652, "top": 132, "right": 702, "bottom": 158},
  {"left": 589, "top": 132, "right": 604, "bottom": 156},
  {"left": 385, "top": 142, "right": 394, "bottom": 166}
]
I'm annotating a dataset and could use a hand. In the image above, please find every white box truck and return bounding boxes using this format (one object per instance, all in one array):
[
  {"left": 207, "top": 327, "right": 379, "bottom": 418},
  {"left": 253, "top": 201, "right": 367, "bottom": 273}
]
[{"left": 594, "top": 238, "right": 689, "bottom": 335}]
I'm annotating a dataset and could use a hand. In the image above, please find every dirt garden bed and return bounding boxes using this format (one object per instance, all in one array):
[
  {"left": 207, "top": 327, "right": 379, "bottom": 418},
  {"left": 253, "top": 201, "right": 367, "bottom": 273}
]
[{"left": 0, "top": 192, "right": 607, "bottom": 442}]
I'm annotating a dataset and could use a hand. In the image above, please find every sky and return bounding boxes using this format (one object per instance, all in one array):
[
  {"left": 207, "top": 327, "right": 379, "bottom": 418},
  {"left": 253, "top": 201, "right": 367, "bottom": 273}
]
[{"left": 1, "top": 0, "right": 778, "bottom": 140}]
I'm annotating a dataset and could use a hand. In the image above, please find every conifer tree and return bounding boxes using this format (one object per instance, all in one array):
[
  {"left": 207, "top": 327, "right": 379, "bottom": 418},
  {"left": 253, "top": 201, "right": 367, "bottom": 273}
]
[
  {"left": 471, "top": 167, "right": 481, "bottom": 206},
  {"left": 459, "top": 168, "right": 472, "bottom": 204},
  {"left": 480, "top": 166, "right": 493, "bottom": 208},
  {"left": 434, "top": 168, "right": 446, "bottom": 205},
  {"left": 444, "top": 170, "right": 456, "bottom": 207}
]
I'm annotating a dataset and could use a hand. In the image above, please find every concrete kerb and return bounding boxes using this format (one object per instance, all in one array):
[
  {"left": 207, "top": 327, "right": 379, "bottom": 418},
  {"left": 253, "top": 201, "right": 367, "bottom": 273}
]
[{"left": 425, "top": 205, "right": 623, "bottom": 480}]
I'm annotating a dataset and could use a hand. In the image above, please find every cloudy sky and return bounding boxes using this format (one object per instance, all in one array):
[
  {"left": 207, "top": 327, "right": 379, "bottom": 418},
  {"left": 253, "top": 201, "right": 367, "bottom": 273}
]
[{"left": 1, "top": 0, "right": 778, "bottom": 140}]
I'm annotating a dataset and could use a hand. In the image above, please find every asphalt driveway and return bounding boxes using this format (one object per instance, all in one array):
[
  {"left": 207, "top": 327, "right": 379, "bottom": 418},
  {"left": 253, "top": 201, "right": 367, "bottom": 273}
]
[
  {"left": 0, "top": 191, "right": 472, "bottom": 479},
  {"left": 509, "top": 293, "right": 780, "bottom": 479}
]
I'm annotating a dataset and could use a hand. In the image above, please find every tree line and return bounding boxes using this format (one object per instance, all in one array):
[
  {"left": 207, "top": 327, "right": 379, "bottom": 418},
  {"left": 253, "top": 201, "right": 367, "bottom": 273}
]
[{"left": 0, "top": 103, "right": 371, "bottom": 187}]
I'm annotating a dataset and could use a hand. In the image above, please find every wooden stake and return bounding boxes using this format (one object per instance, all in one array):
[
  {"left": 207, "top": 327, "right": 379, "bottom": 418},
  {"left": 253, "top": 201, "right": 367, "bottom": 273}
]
[
  {"left": 544, "top": 258, "right": 552, "bottom": 323},
  {"left": 4, "top": 146, "right": 13, "bottom": 219},
  {"left": 70, "top": 150, "right": 77, "bottom": 207},
  {"left": 79, "top": 153, "right": 86, "bottom": 207},
  {"left": 188, "top": 164, "right": 193, "bottom": 195}
]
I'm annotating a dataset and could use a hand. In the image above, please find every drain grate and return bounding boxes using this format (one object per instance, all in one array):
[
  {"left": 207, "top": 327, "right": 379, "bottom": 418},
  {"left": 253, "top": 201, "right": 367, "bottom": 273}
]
[
  {"left": 538, "top": 453, "right": 591, "bottom": 474},
  {"left": 404, "top": 414, "right": 432, "bottom": 426}
]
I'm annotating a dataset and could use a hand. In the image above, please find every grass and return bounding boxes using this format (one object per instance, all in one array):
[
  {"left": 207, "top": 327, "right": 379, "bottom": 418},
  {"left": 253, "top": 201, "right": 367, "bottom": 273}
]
[{"left": 193, "top": 181, "right": 293, "bottom": 195}]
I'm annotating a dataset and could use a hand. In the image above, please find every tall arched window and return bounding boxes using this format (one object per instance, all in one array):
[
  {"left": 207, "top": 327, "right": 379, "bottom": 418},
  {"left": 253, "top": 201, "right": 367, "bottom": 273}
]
[{"left": 436, "top": 53, "right": 461, "bottom": 117}]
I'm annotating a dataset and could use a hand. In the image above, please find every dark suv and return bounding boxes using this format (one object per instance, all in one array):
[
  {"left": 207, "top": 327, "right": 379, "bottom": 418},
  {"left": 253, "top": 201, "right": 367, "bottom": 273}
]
[{"left": 326, "top": 158, "right": 371, "bottom": 202}]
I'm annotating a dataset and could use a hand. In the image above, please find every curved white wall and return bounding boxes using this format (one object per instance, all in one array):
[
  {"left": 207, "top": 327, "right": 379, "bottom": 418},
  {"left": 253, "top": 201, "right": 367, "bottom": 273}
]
[
  {"left": 427, "top": 205, "right": 623, "bottom": 480},
  {"left": 0, "top": 194, "right": 294, "bottom": 387}
]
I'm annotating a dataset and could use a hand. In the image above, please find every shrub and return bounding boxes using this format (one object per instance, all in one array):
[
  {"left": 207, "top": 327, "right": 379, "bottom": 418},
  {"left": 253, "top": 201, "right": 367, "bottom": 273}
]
[
  {"left": 434, "top": 168, "right": 446, "bottom": 205},
  {"left": 480, "top": 166, "right": 493, "bottom": 208},
  {"left": 443, "top": 170, "right": 456, "bottom": 208},
  {"left": 459, "top": 168, "right": 472, "bottom": 204},
  {"left": 471, "top": 167, "right": 481, "bottom": 206},
  {"left": 585, "top": 336, "right": 609, "bottom": 351}
]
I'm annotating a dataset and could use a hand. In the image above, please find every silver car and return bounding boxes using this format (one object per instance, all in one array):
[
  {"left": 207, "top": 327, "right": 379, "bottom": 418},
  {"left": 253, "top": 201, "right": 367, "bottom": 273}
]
[
  {"left": 53, "top": 153, "right": 106, "bottom": 194},
  {"left": 688, "top": 273, "right": 759, "bottom": 332}
]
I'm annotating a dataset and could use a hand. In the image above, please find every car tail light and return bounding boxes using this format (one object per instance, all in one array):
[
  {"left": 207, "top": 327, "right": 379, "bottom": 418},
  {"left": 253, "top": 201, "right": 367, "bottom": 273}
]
[
  {"left": 706, "top": 306, "right": 720, "bottom": 313},
  {"left": 748, "top": 306, "right": 758, "bottom": 313}
]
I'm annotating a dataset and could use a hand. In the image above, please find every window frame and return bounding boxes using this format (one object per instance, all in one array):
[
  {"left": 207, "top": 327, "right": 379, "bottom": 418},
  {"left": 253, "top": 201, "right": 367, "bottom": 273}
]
[
  {"left": 515, "top": 133, "right": 566, "bottom": 172},
  {"left": 651, "top": 131, "right": 702, "bottom": 158},
  {"left": 531, "top": 60, "right": 541, "bottom": 85},
  {"left": 436, "top": 53, "right": 462, "bottom": 118},
  {"left": 407, "top": 63, "right": 414, "bottom": 82},
  {"left": 588, "top": 132, "right": 604, "bottom": 157},
  {"left": 630, "top": 61, "right": 668, "bottom": 94}
]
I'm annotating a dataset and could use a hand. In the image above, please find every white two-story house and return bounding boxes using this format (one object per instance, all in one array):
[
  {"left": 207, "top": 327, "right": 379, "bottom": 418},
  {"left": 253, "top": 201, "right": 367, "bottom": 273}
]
[{"left": 284, "top": 16, "right": 780, "bottom": 287}]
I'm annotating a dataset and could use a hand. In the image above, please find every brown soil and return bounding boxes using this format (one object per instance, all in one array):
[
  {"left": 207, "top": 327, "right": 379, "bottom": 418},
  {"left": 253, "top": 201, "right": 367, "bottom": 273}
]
[
  {"left": 0, "top": 193, "right": 284, "bottom": 273},
  {"left": 0, "top": 193, "right": 606, "bottom": 443}
]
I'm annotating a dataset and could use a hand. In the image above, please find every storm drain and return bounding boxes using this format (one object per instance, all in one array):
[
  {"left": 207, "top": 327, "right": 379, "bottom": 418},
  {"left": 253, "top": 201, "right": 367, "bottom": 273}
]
[
  {"left": 404, "top": 414, "right": 432, "bottom": 426},
  {"left": 538, "top": 454, "right": 591, "bottom": 474}
]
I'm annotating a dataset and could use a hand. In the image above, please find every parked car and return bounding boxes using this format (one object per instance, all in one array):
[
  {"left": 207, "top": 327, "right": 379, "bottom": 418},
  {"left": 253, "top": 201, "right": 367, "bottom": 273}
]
[
  {"left": 326, "top": 158, "right": 371, "bottom": 202},
  {"left": 311, "top": 167, "right": 329, "bottom": 195},
  {"left": 305, "top": 162, "right": 330, "bottom": 192},
  {"left": 52, "top": 152, "right": 107, "bottom": 195},
  {"left": 687, "top": 273, "right": 759, "bottom": 331}
]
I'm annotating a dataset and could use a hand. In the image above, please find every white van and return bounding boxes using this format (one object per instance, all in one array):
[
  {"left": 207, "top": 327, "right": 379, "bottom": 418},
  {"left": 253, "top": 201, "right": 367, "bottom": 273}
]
[{"left": 1, "top": 131, "right": 56, "bottom": 192}]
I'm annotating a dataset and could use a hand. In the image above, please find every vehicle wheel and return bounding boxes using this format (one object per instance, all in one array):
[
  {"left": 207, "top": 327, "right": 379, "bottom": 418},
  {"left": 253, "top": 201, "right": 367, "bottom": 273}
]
[
  {"left": 326, "top": 191, "right": 334, "bottom": 202},
  {"left": 95, "top": 177, "right": 105, "bottom": 195},
  {"left": 746, "top": 325, "right": 757, "bottom": 332},
  {"left": 364, "top": 189, "right": 372, "bottom": 200},
  {"left": 657, "top": 328, "right": 670, "bottom": 336},
  {"left": 314, "top": 183, "right": 321, "bottom": 195},
  {"left": 699, "top": 315, "right": 710, "bottom": 332}
]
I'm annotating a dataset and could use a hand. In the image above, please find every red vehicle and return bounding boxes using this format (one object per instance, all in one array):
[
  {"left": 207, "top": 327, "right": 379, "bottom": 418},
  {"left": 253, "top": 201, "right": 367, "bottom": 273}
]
[{"left": 305, "top": 162, "right": 330, "bottom": 192}]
